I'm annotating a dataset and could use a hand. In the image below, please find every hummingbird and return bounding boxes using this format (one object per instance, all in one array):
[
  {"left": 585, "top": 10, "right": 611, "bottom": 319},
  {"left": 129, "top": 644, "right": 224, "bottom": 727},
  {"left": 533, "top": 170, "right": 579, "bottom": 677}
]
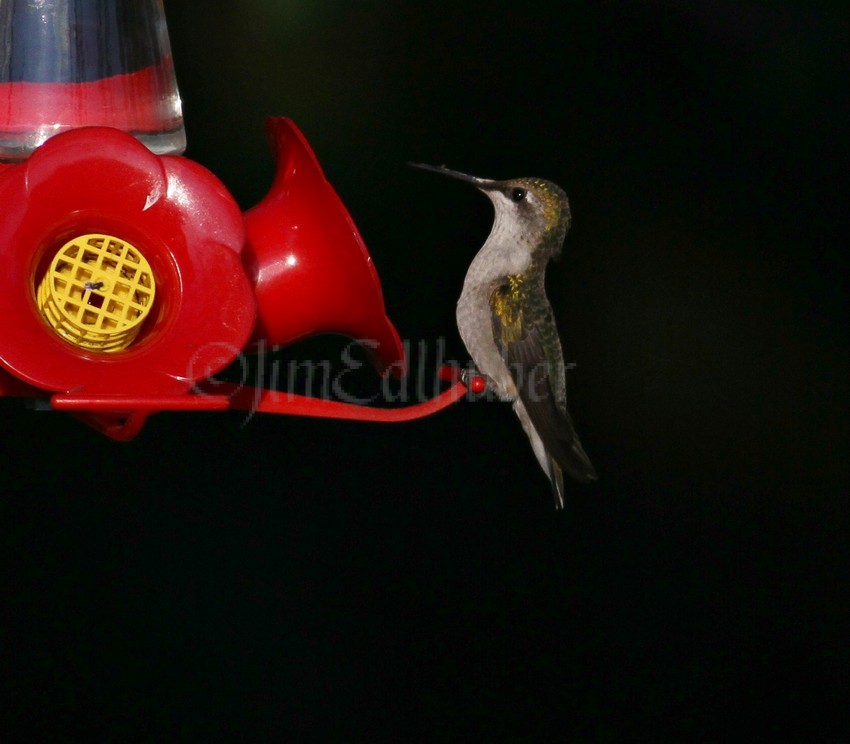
[{"left": 412, "top": 163, "right": 597, "bottom": 507}]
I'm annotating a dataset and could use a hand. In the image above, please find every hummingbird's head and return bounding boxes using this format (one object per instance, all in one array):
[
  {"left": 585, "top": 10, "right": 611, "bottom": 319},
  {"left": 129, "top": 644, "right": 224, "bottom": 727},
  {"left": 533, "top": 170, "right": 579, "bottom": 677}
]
[{"left": 410, "top": 164, "right": 571, "bottom": 261}]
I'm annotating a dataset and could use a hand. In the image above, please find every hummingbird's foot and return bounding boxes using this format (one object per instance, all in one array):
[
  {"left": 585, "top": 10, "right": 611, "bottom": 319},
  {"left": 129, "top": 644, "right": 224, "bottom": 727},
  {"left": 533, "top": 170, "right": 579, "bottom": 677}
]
[
  {"left": 460, "top": 367, "right": 490, "bottom": 396},
  {"left": 436, "top": 363, "right": 490, "bottom": 396}
]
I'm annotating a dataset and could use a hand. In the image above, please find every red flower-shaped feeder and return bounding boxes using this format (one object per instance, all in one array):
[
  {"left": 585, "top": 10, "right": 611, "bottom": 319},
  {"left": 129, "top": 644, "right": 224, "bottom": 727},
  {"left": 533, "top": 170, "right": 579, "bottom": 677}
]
[
  {"left": 0, "top": 119, "right": 474, "bottom": 439},
  {"left": 0, "top": 125, "right": 255, "bottom": 395}
]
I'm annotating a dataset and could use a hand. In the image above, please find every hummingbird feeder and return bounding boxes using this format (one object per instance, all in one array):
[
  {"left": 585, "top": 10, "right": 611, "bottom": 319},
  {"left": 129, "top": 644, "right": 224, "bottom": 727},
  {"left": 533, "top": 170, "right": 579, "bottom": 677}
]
[{"left": 0, "top": 0, "right": 479, "bottom": 440}]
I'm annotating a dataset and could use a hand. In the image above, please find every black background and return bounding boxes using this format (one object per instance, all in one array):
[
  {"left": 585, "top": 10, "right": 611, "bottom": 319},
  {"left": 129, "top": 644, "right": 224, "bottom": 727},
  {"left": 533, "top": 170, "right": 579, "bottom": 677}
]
[{"left": 3, "top": 1, "right": 848, "bottom": 739}]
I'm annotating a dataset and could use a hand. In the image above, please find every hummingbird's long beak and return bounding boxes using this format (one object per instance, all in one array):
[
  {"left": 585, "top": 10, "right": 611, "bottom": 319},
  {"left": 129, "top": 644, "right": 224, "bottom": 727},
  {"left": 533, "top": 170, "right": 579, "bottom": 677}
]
[{"left": 409, "top": 162, "right": 496, "bottom": 189}]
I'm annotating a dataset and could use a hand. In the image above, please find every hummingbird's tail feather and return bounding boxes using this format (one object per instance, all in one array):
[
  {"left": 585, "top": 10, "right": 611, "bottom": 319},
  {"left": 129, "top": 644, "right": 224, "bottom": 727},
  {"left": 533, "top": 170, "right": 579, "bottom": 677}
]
[
  {"left": 550, "top": 460, "right": 566, "bottom": 510},
  {"left": 523, "top": 396, "right": 597, "bottom": 484},
  {"left": 503, "top": 326, "right": 598, "bottom": 493},
  {"left": 526, "top": 372, "right": 598, "bottom": 485},
  {"left": 557, "top": 419, "right": 598, "bottom": 483},
  {"left": 513, "top": 397, "right": 595, "bottom": 509}
]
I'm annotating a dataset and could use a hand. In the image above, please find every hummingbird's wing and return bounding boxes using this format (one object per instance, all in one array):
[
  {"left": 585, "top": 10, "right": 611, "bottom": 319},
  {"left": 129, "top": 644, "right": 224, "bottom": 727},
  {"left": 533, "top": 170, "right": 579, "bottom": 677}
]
[{"left": 492, "top": 308, "right": 598, "bottom": 490}]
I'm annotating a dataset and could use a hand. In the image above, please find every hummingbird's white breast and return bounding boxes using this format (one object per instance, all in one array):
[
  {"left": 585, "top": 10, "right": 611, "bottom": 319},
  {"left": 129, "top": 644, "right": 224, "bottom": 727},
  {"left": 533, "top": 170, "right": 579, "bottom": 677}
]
[{"left": 455, "top": 201, "right": 533, "bottom": 401}]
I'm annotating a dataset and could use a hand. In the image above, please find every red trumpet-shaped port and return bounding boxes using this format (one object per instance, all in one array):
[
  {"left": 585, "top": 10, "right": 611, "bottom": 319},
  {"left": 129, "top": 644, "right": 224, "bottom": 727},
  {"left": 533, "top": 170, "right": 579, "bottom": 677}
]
[
  {"left": 0, "top": 126, "right": 256, "bottom": 396},
  {"left": 243, "top": 118, "right": 407, "bottom": 378}
]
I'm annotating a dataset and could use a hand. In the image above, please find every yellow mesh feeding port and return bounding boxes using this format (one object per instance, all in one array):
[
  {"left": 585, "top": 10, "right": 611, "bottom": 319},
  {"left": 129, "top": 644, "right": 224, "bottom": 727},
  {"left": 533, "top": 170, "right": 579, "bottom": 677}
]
[{"left": 37, "top": 234, "right": 156, "bottom": 352}]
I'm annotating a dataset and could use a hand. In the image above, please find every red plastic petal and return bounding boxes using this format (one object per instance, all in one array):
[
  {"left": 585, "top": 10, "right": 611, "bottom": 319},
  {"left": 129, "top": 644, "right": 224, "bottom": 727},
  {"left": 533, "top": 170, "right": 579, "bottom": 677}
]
[{"left": 0, "top": 127, "right": 255, "bottom": 395}]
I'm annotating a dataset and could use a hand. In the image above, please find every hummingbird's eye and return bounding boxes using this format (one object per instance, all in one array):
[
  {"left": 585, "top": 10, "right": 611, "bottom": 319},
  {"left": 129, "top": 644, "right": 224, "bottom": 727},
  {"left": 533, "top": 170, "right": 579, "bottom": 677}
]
[{"left": 510, "top": 187, "right": 527, "bottom": 202}]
